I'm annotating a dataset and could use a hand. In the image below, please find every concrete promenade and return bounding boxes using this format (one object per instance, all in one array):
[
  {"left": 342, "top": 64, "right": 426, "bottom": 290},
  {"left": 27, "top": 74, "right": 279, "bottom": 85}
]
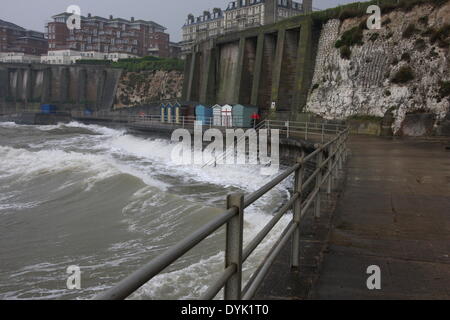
[{"left": 257, "top": 135, "right": 450, "bottom": 300}]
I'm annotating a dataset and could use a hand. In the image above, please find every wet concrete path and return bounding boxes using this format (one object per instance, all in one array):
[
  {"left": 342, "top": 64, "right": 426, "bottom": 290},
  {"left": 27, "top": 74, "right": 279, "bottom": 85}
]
[
  {"left": 311, "top": 136, "right": 450, "bottom": 299},
  {"left": 256, "top": 135, "right": 450, "bottom": 300}
]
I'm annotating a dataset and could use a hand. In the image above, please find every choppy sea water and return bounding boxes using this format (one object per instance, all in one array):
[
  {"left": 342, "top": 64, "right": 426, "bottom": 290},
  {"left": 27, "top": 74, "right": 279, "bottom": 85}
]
[{"left": 0, "top": 121, "right": 292, "bottom": 300}]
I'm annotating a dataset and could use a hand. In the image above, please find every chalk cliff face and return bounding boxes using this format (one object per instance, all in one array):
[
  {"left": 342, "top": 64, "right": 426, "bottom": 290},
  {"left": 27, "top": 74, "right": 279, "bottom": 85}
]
[
  {"left": 306, "top": 2, "right": 450, "bottom": 134},
  {"left": 114, "top": 70, "right": 183, "bottom": 108}
]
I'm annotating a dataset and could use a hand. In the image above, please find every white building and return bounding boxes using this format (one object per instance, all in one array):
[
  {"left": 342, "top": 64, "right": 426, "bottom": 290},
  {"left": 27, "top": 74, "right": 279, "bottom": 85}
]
[
  {"left": 0, "top": 52, "right": 42, "bottom": 64},
  {"left": 40, "top": 50, "right": 138, "bottom": 65}
]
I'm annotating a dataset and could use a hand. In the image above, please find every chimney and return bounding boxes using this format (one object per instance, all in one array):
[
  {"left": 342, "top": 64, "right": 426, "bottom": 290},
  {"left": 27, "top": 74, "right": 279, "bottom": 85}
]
[
  {"left": 109, "top": 15, "right": 113, "bottom": 20},
  {"left": 131, "top": 17, "right": 135, "bottom": 22},
  {"left": 88, "top": 13, "right": 92, "bottom": 18}
]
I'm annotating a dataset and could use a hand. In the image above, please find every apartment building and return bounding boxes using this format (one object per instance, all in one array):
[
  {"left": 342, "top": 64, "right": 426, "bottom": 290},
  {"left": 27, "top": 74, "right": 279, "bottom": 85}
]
[
  {"left": 44, "top": 12, "right": 170, "bottom": 64},
  {"left": 0, "top": 19, "right": 48, "bottom": 63},
  {"left": 181, "top": 0, "right": 312, "bottom": 57},
  {"left": 182, "top": 8, "right": 224, "bottom": 59}
]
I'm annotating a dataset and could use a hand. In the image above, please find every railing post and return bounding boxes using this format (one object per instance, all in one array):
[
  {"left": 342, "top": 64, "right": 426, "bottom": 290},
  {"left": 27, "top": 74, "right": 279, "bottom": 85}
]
[
  {"left": 333, "top": 139, "right": 339, "bottom": 180},
  {"left": 338, "top": 134, "right": 343, "bottom": 170},
  {"left": 321, "top": 124, "right": 325, "bottom": 144},
  {"left": 291, "top": 154, "right": 304, "bottom": 269},
  {"left": 287, "top": 121, "right": 290, "bottom": 139},
  {"left": 315, "top": 147, "right": 323, "bottom": 219},
  {"left": 225, "top": 193, "right": 244, "bottom": 300},
  {"left": 327, "top": 143, "right": 333, "bottom": 195},
  {"left": 305, "top": 122, "right": 308, "bottom": 140}
]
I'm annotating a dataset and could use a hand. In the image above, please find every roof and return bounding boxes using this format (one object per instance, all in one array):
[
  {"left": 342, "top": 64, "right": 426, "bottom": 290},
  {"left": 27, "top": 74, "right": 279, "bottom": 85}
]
[
  {"left": 50, "top": 12, "right": 166, "bottom": 30},
  {"left": 0, "top": 19, "right": 26, "bottom": 31}
]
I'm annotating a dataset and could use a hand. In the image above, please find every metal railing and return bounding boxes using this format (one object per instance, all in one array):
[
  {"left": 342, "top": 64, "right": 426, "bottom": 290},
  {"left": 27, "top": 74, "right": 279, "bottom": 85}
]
[
  {"left": 71, "top": 111, "right": 259, "bottom": 130},
  {"left": 94, "top": 124, "right": 350, "bottom": 300}
]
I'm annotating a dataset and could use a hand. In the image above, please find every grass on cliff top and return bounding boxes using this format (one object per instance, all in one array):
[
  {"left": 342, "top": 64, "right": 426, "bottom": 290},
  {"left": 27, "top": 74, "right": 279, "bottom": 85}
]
[
  {"left": 76, "top": 56, "right": 185, "bottom": 72},
  {"left": 312, "top": 0, "right": 449, "bottom": 25}
]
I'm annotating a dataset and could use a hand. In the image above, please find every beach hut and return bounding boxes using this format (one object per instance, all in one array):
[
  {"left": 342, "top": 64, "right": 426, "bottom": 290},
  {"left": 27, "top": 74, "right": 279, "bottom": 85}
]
[
  {"left": 166, "top": 103, "right": 175, "bottom": 123},
  {"left": 212, "top": 104, "right": 222, "bottom": 126},
  {"left": 160, "top": 103, "right": 166, "bottom": 122},
  {"left": 195, "top": 105, "right": 213, "bottom": 125},
  {"left": 221, "top": 104, "right": 233, "bottom": 127},
  {"left": 232, "top": 104, "right": 259, "bottom": 128},
  {"left": 173, "top": 102, "right": 181, "bottom": 124}
]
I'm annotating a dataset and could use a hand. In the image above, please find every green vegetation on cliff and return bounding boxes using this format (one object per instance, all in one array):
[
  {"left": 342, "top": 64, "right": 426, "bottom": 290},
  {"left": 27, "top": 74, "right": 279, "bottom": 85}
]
[
  {"left": 113, "top": 56, "right": 185, "bottom": 72},
  {"left": 312, "top": 0, "right": 449, "bottom": 25},
  {"left": 391, "top": 66, "right": 415, "bottom": 84}
]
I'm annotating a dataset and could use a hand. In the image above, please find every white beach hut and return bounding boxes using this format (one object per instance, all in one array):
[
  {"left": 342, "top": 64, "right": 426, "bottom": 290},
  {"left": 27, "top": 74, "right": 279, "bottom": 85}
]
[
  {"left": 221, "top": 104, "right": 233, "bottom": 127},
  {"left": 212, "top": 104, "right": 222, "bottom": 126}
]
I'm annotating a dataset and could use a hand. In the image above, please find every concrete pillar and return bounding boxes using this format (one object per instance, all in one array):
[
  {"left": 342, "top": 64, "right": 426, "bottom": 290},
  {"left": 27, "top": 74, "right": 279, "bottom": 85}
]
[
  {"left": 78, "top": 68, "right": 87, "bottom": 104},
  {"left": 186, "top": 49, "right": 197, "bottom": 101},
  {"left": 181, "top": 53, "right": 193, "bottom": 100},
  {"left": 270, "top": 28, "right": 286, "bottom": 113},
  {"left": 0, "top": 67, "right": 8, "bottom": 114},
  {"left": 264, "top": 0, "right": 277, "bottom": 25},
  {"left": 199, "top": 40, "right": 216, "bottom": 105},
  {"left": 96, "top": 69, "right": 107, "bottom": 110},
  {"left": 59, "top": 67, "right": 70, "bottom": 103},
  {"left": 251, "top": 33, "right": 265, "bottom": 106},
  {"left": 23, "top": 68, "right": 33, "bottom": 103},
  {"left": 41, "top": 68, "right": 52, "bottom": 103},
  {"left": 292, "top": 19, "right": 312, "bottom": 116},
  {"left": 232, "top": 36, "right": 246, "bottom": 104},
  {"left": 16, "top": 69, "right": 24, "bottom": 102}
]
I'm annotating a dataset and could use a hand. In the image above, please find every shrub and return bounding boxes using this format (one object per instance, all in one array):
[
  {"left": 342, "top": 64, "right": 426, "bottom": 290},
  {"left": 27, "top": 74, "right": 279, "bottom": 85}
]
[
  {"left": 429, "top": 24, "right": 450, "bottom": 48},
  {"left": 401, "top": 52, "right": 411, "bottom": 62},
  {"left": 335, "top": 26, "right": 364, "bottom": 48},
  {"left": 414, "top": 38, "right": 427, "bottom": 51},
  {"left": 439, "top": 81, "right": 450, "bottom": 98},
  {"left": 391, "top": 66, "right": 415, "bottom": 84},
  {"left": 76, "top": 59, "right": 112, "bottom": 65},
  {"left": 403, "top": 24, "right": 418, "bottom": 38},
  {"left": 382, "top": 18, "right": 392, "bottom": 26},
  {"left": 369, "top": 33, "right": 379, "bottom": 41},
  {"left": 418, "top": 16, "right": 429, "bottom": 25},
  {"left": 340, "top": 45, "right": 352, "bottom": 59},
  {"left": 311, "top": 83, "right": 319, "bottom": 91},
  {"left": 391, "top": 57, "right": 399, "bottom": 65},
  {"left": 112, "top": 56, "right": 185, "bottom": 72}
]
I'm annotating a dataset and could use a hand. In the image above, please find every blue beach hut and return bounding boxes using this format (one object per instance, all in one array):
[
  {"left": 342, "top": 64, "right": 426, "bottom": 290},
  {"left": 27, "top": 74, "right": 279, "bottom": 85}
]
[
  {"left": 195, "top": 105, "right": 213, "bottom": 125},
  {"left": 232, "top": 104, "right": 259, "bottom": 128}
]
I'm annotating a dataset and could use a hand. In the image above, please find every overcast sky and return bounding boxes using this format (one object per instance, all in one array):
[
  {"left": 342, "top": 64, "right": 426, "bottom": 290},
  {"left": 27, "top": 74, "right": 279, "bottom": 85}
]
[{"left": 1, "top": 0, "right": 357, "bottom": 42}]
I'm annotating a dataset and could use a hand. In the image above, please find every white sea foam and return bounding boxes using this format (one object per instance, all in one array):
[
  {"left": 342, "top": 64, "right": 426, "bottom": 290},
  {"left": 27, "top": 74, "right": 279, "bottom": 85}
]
[{"left": 0, "top": 122, "right": 293, "bottom": 300}]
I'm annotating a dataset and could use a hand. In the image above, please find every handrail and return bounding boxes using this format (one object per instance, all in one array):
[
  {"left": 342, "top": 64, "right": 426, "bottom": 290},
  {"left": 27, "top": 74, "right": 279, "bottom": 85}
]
[
  {"left": 93, "top": 123, "right": 350, "bottom": 300},
  {"left": 95, "top": 207, "right": 238, "bottom": 300}
]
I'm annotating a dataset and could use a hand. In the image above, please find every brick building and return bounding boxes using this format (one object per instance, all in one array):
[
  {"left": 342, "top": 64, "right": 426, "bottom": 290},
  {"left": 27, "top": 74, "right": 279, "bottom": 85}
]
[
  {"left": 45, "top": 12, "right": 170, "bottom": 63},
  {"left": 0, "top": 19, "right": 48, "bottom": 63}
]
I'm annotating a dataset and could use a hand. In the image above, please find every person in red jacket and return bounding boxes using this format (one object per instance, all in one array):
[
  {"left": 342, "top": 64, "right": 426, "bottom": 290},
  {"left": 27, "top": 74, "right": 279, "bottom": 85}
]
[{"left": 251, "top": 112, "right": 261, "bottom": 128}]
